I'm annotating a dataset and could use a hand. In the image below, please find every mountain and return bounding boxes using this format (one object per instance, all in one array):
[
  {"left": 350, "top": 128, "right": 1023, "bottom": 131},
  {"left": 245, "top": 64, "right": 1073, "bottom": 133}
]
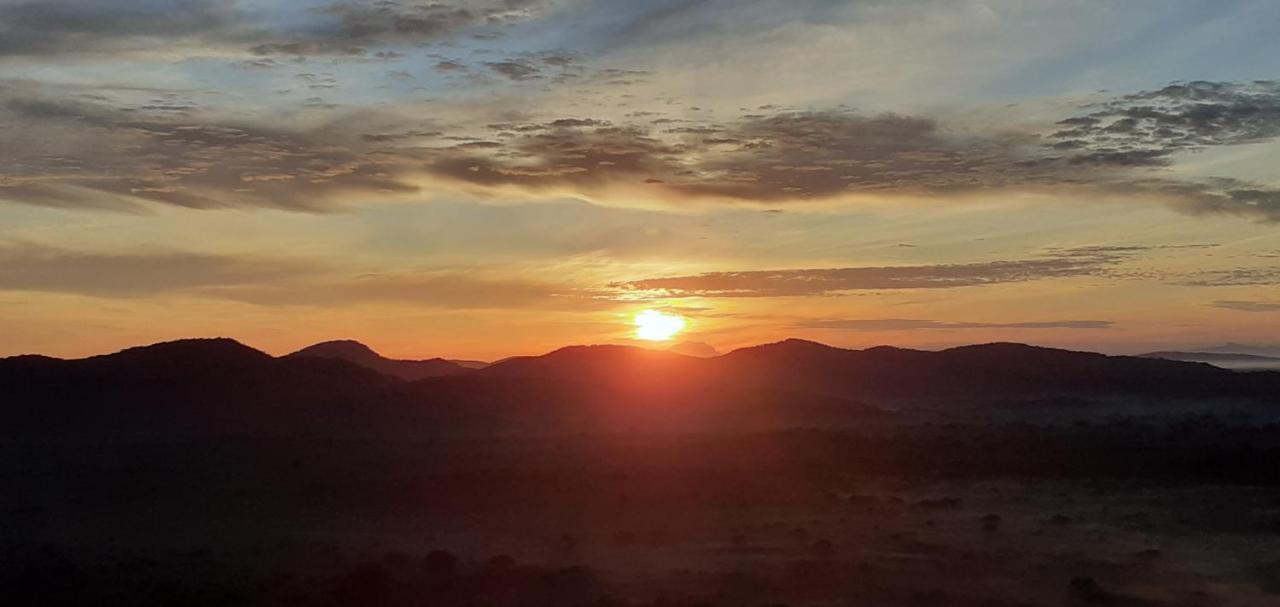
[
  {"left": 476, "top": 344, "right": 702, "bottom": 383},
  {"left": 706, "top": 340, "right": 1280, "bottom": 400},
  {"left": 1140, "top": 350, "right": 1280, "bottom": 371},
  {"left": 474, "top": 339, "right": 1280, "bottom": 403},
  {"left": 0, "top": 338, "right": 403, "bottom": 438},
  {"left": 667, "top": 341, "right": 721, "bottom": 358},
  {"left": 287, "top": 339, "right": 470, "bottom": 380},
  {"left": 1197, "top": 343, "right": 1280, "bottom": 358},
  {"left": 4, "top": 337, "right": 1280, "bottom": 440},
  {"left": 441, "top": 344, "right": 880, "bottom": 432}
]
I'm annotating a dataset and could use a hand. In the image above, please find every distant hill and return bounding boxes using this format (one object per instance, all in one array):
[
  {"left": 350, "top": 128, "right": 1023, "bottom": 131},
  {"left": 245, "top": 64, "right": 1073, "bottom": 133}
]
[
  {"left": 433, "top": 345, "right": 881, "bottom": 433},
  {"left": 477, "top": 339, "right": 1279, "bottom": 402},
  {"left": 0, "top": 338, "right": 404, "bottom": 438},
  {"left": 710, "top": 340, "right": 1280, "bottom": 400},
  {"left": 4, "top": 337, "right": 1279, "bottom": 439},
  {"left": 287, "top": 339, "right": 471, "bottom": 380},
  {"left": 1140, "top": 350, "right": 1280, "bottom": 371},
  {"left": 667, "top": 341, "right": 721, "bottom": 358},
  {"left": 1198, "top": 343, "right": 1280, "bottom": 358}
]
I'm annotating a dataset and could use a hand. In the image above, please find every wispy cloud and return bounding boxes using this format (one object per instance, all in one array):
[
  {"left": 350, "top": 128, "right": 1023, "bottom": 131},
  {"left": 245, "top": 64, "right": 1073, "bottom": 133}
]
[
  {"left": 1210, "top": 300, "right": 1280, "bottom": 312},
  {"left": 1181, "top": 267, "right": 1280, "bottom": 286},
  {"left": 0, "top": 241, "right": 312, "bottom": 296},
  {"left": 0, "top": 241, "right": 589, "bottom": 310},
  {"left": 413, "top": 86, "right": 1280, "bottom": 220},
  {"left": 793, "top": 318, "right": 1113, "bottom": 331},
  {"left": 0, "top": 0, "right": 563, "bottom": 59},
  {"left": 609, "top": 248, "right": 1131, "bottom": 298},
  {"left": 1050, "top": 81, "right": 1280, "bottom": 164},
  {"left": 0, "top": 86, "right": 419, "bottom": 211},
  {"left": 3, "top": 77, "right": 1280, "bottom": 221},
  {"left": 0, "top": 0, "right": 242, "bottom": 57},
  {"left": 201, "top": 273, "right": 582, "bottom": 310}
]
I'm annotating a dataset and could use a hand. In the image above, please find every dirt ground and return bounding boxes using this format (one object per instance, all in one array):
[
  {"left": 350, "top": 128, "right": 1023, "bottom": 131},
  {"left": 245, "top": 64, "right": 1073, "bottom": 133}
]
[{"left": 6, "top": 431, "right": 1280, "bottom": 606}]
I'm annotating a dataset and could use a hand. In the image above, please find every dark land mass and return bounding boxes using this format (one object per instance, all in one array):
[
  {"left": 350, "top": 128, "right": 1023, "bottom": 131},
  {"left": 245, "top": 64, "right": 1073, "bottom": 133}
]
[
  {"left": 4, "top": 337, "right": 1279, "bottom": 438},
  {"left": 4, "top": 338, "right": 1280, "bottom": 605},
  {"left": 288, "top": 339, "right": 476, "bottom": 380}
]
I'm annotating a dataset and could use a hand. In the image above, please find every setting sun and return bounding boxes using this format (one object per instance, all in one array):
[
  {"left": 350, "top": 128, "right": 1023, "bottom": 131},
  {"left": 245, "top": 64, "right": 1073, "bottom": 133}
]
[{"left": 634, "top": 310, "right": 687, "bottom": 341}]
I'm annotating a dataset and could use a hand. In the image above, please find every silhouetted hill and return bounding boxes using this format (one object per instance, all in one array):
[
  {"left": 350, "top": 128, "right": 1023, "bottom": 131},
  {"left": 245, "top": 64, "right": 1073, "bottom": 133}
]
[
  {"left": 474, "top": 339, "right": 1280, "bottom": 404},
  {"left": 0, "top": 338, "right": 402, "bottom": 438},
  {"left": 476, "top": 344, "right": 702, "bottom": 386},
  {"left": 709, "top": 340, "right": 1280, "bottom": 400},
  {"left": 1199, "top": 342, "right": 1280, "bottom": 358},
  {"left": 288, "top": 339, "right": 470, "bottom": 380},
  {"left": 4, "top": 338, "right": 1279, "bottom": 439}
]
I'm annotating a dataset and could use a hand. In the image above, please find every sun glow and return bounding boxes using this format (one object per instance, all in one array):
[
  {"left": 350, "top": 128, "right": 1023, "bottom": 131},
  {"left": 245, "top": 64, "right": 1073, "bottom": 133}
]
[{"left": 634, "top": 310, "right": 687, "bottom": 341}]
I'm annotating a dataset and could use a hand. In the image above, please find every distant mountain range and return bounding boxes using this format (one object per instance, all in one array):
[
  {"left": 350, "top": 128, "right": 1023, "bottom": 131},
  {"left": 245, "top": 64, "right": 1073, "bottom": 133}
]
[
  {"left": 3, "top": 338, "right": 1278, "bottom": 439},
  {"left": 1198, "top": 343, "right": 1280, "bottom": 358},
  {"left": 1140, "top": 349, "right": 1280, "bottom": 371},
  {"left": 287, "top": 339, "right": 478, "bottom": 380}
]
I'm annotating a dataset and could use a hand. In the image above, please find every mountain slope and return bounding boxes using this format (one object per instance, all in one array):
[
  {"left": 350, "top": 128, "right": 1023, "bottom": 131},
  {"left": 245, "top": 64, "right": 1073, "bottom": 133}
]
[
  {"left": 706, "top": 340, "right": 1280, "bottom": 401},
  {"left": 287, "top": 339, "right": 470, "bottom": 380},
  {"left": 0, "top": 338, "right": 403, "bottom": 438},
  {"left": 4, "top": 338, "right": 1279, "bottom": 440},
  {"left": 471, "top": 338, "right": 1280, "bottom": 407}
]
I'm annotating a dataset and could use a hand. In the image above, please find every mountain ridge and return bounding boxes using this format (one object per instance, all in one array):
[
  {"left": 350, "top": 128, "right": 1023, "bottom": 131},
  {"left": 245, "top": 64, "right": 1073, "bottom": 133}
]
[
  {"left": 3, "top": 337, "right": 1278, "bottom": 439},
  {"left": 1140, "top": 350, "right": 1280, "bottom": 371},
  {"left": 286, "top": 339, "right": 471, "bottom": 380}
]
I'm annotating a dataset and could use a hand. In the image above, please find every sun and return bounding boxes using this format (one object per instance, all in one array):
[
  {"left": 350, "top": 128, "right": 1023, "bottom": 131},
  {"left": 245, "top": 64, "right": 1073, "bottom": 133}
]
[{"left": 634, "top": 309, "right": 687, "bottom": 341}]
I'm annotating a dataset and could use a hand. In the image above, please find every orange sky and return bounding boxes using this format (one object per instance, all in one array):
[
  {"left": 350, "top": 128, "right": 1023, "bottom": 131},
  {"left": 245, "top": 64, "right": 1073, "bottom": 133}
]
[{"left": 1, "top": 1, "right": 1279, "bottom": 360}]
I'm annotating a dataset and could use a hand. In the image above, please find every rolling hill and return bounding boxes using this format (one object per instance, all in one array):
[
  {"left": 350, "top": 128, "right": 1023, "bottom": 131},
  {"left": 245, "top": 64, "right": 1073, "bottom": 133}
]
[
  {"left": 287, "top": 339, "right": 472, "bottom": 380},
  {"left": 3, "top": 337, "right": 1278, "bottom": 439}
]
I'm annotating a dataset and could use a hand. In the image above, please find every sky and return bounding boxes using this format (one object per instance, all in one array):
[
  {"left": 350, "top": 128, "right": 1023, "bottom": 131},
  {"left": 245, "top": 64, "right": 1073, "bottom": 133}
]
[{"left": 1, "top": 0, "right": 1279, "bottom": 360}]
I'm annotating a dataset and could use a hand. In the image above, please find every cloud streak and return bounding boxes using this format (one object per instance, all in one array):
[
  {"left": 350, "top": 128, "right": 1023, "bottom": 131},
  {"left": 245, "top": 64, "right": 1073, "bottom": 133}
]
[
  {"left": 609, "top": 249, "right": 1129, "bottom": 298},
  {"left": 0, "top": 0, "right": 563, "bottom": 59},
  {"left": 1210, "top": 300, "right": 1280, "bottom": 312},
  {"left": 0, "top": 0, "right": 242, "bottom": 58},
  {"left": 411, "top": 85, "right": 1280, "bottom": 219},
  {"left": 0, "top": 241, "right": 587, "bottom": 310},
  {"left": 2, "top": 61, "right": 1280, "bottom": 221},
  {"left": 0, "top": 86, "right": 419, "bottom": 211},
  {"left": 0, "top": 241, "right": 311, "bottom": 296},
  {"left": 794, "top": 319, "right": 1113, "bottom": 331}
]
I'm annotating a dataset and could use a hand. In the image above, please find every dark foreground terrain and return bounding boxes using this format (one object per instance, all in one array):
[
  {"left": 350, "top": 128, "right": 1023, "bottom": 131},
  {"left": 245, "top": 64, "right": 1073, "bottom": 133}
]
[{"left": 4, "top": 339, "right": 1280, "bottom": 606}]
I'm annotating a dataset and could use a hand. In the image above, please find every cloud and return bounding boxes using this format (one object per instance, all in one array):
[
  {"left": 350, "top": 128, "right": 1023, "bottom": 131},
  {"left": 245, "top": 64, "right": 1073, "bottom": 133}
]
[
  {"left": 1210, "top": 300, "right": 1280, "bottom": 312},
  {"left": 1050, "top": 80, "right": 1280, "bottom": 165},
  {"left": 200, "top": 274, "right": 572, "bottom": 309},
  {"left": 433, "top": 59, "right": 468, "bottom": 72},
  {"left": 0, "top": 241, "right": 312, "bottom": 296},
  {"left": 4, "top": 76, "right": 1280, "bottom": 219},
  {"left": 0, "top": 0, "right": 563, "bottom": 60},
  {"left": 794, "top": 318, "right": 1113, "bottom": 331},
  {"left": 609, "top": 249, "right": 1130, "bottom": 298},
  {"left": 484, "top": 60, "right": 542, "bottom": 80},
  {"left": 0, "top": 86, "right": 420, "bottom": 211},
  {"left": 409, "top": 91, "right": 1280, "bottom": 220},
  {"left": 246, "top": 1, "right": 564, "bottom": 58},
  {"left": 0, "top": 241, "right": 589, "bottom": 310},
  {"left": 1181, "top": 267, "right": 1280, "bottom": 287},
  {"left": 0, "top": 0, "right": 242, "bottom": 58}
]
